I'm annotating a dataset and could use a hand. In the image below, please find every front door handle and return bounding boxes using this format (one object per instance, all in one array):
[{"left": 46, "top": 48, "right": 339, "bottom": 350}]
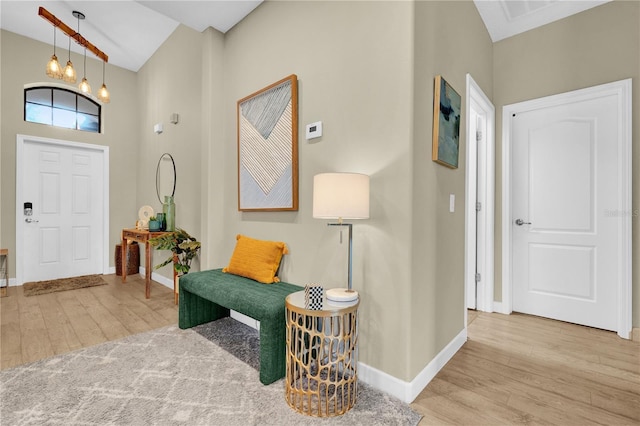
[
  {"left": 515, "top": 219, "right": 531, "bottom": 226},
  {"left": 25, "top": 218, "right": 39, "bottom": 223}
]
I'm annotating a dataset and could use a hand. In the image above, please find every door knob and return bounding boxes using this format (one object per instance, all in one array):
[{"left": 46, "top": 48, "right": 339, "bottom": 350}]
[
  {"left": 515, "top": 219, "right": 531, "bottom": 226},
  {"left": 25, "top": 218, "right": 39, "bottom": 223}
]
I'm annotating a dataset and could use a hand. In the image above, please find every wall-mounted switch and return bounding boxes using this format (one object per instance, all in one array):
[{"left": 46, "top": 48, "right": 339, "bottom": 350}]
[
  {"left": 450, "top": 194, "right": 455, "bottom": 213},
  {"left": 306, "top": 121, "right": 322, "bottom": 140}
]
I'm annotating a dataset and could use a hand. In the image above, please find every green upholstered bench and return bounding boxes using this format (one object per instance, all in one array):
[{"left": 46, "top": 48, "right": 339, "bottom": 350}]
[{"left": 178, "top": 268, "right": 303, "bottom": 385}]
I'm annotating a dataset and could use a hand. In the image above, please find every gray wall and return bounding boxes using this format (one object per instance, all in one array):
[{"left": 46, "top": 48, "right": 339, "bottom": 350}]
[
  {"left": 218, "top": 0, "right": 493, "bottom": 380},
  {"left": 492, "top": 0, "right": 640, "bottom": 327},
  {"left": 411, "top": 0, "right": 493, "bottom": 376},
  {"left": 1, "top": 0, "right": 636, "bottom": 390},
  {"left": 0, "top": 30, "right": 139, "bottom": 275},
  {"left": 135, "top": 25, "right": 207, "bottom": 276},
  {"left": 221, "top": 0, "right": 417, "bottom": 380}
]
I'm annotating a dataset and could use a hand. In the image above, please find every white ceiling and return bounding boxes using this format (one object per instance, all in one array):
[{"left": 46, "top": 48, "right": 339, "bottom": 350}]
[
  {"left": 0, "top": 0, "right": 611, "bottom": 72},
  {"left": 0, "top": 1, "right": 263, "bottom": 71},
  {"left": 474, "top": 0, "right": 611, "bottom": 42}
]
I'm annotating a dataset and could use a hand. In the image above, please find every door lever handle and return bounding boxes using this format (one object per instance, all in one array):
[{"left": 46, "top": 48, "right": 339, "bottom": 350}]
[
  {"left": 515, "top": 219, "right": 531, "bottom": 226},
  {"left": 25, "top": 218, "right": 39, "bottom": 223}
]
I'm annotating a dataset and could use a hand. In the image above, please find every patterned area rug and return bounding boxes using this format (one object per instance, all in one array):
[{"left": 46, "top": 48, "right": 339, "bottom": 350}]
[
  {"left": 23, "top": 275, "right": 107, "bottom": 297},
  {"left": 0, "top": 321, "right": 422, "bottom": 425},
  {"left": 193, "top": 317, "right": 261, "bottom": 371}
]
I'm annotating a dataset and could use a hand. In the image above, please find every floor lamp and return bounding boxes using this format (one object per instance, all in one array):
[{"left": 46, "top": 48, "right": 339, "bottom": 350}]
[{"left": 313, "top": 173, "right": 370, "bottom": 295}]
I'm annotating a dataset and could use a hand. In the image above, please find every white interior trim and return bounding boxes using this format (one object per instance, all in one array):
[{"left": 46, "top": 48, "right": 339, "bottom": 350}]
[
  {"left": 464, "top": 74, "right": 495, "bottom": 315},
  {"left": 15, "top": 134, "right": 110, "bottom": 285},
  {"left": 359, "top": 328, "right": 467, "bottom": 403},
  {"left": 501, "top": 79, "right": 633, "bottom": 338}
]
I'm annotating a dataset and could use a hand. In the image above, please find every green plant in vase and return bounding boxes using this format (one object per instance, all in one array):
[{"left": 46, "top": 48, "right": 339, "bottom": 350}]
[
  {"left": 148, "top": 216, "right": 161, "bottom": 231},
  {"left": 148, "top": 228, "right": 201, "bottom": 276}
]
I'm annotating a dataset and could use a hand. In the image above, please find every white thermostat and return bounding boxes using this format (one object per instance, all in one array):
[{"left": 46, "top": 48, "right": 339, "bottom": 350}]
[{"left": 306, "top": 121, "right": 323, "bottom": 140}]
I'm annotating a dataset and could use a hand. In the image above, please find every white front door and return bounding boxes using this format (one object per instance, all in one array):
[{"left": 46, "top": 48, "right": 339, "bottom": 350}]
[
  {"left": 18, "top": 136, "right": 105, "bottom": 282},
  {"left": 510, "top": 84, "right": 627, "bottom": 332}
]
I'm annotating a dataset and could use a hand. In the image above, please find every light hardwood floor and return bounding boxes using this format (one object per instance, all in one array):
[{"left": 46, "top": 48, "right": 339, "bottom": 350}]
[
  {"left": 1, "top": 279, "right": 638, "bottom": 425},
  {"left": 412, "top": 311, "right": 640, "bottom": 425},
  {"left": 0, "top": 273, "right": 178, "bottom": 370}
]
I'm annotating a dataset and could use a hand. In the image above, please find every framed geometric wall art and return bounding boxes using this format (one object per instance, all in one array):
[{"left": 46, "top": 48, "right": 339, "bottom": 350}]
[
  {"left": 432, "top": 75, "right": 461, "bottom": 169},
  {"left": 237, "top": 75, "right": 299, "bottom": 211}
]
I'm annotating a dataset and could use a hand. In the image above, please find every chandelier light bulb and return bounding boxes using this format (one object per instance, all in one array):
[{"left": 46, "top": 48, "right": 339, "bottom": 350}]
[
  {"left": 63, "top": 60, "right": 77, "bottom": 83},
  {"left": 79, "top": 77, "right": 91, "bottom": 94},
  {"left": 46, "top": 54, "right": 63, "bottom": 79},
  {"left": 45, "top": 26, "right": 63, "bottom": 79},
  {"left": 78, "top": 46, "right": 91, "bottom": 94},
  {"left": 63, "top": 36, "right": 76, "bottom": 83},
  {"left": 97, "top": 60, "right": 110, "bottom": 103},
  {"left": 98, "top": 83, "right": 110, "bottom": 103}
]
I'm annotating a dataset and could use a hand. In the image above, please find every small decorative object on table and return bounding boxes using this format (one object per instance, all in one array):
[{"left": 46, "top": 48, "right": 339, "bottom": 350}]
[
  {"left": 304, "top": 284, "right": 323, "bottom": 310},
  {"left": 163, "top": 196, "right": 175, "bottom": 231},
  {"left": 138, "top": 205, "right": 154, "bottom": 230},
  {"left": 148, "top": 216, "right": 161, "bottom": 231},
  {"left": 326, "top": 287, "right": 359, "bottom": 306},
  {"left": 155, "top": 213, "right": 165, "bottom": 231}
]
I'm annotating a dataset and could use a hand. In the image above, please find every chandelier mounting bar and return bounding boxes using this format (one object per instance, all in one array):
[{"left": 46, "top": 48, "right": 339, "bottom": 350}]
[{"left": 38, "top": 7, "right": 108, "bottom": 63}]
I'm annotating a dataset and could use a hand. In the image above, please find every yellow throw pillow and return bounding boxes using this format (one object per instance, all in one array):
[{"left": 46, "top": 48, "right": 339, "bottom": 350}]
[{"left": 222, "top": 234, "right": 288, "bottom": 283}]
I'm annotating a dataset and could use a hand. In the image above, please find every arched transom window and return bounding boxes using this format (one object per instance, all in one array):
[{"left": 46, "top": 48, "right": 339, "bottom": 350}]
[{"left": 24, "top": 86, "right": 101, "bottom": 133}]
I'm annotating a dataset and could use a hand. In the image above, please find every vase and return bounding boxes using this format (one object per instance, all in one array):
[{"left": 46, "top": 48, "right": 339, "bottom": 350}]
[
  {"left": 163, "top": 195, "right": 175, "bottom": 232},
  {"left": 155, "top": 213, "right": 165, "bottom": 231}
]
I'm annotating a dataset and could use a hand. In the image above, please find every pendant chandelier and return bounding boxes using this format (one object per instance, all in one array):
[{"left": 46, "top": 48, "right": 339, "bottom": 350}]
[
  {"left": 45, "top": 26, "right": 63, "bottom": 79},
  {"left": 39, "top": 7, "right": 110, "bottom": 103},
  {"left": 62, "top": 34, "right": 77, "bottom": 83}
]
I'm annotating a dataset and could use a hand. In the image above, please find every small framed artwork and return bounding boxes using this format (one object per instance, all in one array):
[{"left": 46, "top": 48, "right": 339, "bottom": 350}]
[
  {"left": 237, "top": 75, "right": 299, "bottom": 211},
  {"left": 432, "top": 75, "right": 461, "bottom": 169}
]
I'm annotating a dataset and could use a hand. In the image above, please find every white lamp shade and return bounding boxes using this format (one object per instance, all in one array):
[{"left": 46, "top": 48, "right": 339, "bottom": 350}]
[{"left": 313, "top": 173, "right": 370, "bottom": 220}]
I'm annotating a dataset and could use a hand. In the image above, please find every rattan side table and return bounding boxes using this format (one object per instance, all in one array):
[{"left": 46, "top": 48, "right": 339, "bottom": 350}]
[{"left": 285, "top": 290, "right": 359, "bottom": 417}]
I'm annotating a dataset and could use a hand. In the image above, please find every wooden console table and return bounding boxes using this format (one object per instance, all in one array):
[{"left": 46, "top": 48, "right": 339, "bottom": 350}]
[{"left": 121, "top": 228, "right": 177, "bottom": 303}]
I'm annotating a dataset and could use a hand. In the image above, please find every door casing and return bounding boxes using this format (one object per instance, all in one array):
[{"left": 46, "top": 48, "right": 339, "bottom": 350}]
[
  {"left": 501, "top": 79, "right": 632, "bottom": 339},
  {"left": 15, "top": 134, "right": 110, "bottom": 285},
  {"left": 464, "top": 74, "right": 495, "bottom": 317}
]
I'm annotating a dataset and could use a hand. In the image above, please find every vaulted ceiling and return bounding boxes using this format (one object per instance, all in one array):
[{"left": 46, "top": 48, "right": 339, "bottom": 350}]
[{"left": 0, "top": 1, "right": 611, "bottom": 72}]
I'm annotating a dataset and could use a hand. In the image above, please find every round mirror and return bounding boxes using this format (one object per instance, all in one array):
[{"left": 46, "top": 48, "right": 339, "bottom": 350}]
[{"left": 156, "top": 153, "right": 176, "bottom": 204}]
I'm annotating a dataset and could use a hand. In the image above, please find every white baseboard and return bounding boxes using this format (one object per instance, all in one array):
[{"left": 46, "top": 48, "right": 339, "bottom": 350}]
[
  {"left": 493, "top": 301, "right": 508, "bottom": 314},
  {"left": 140, "top": 267, "right": 261, "bottom": 331},
  {"left": 10, "top": 264, "right": 468, "bottom": 405},
  {"left": 230, "top": 311, "right": 260, "bottom": 330},
  {"left": 150, "top": 270, "right": 174, "bottom": 290},
  {"left": 5, "top": 267, "right": 174, "bottom": 288},
  {"left": 107, "top": 266, "right": 174, "bottom": 291},
  {"left": 358, "top": 327, "right": 467, "bottom": 404}
]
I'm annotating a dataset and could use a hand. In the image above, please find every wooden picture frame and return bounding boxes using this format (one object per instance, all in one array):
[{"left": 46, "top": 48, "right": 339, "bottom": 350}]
[
  {"left": 237, "top": 75, "right": 298, "bottom": 211},
  {"left": 432, "top": 75, "right": 461, "bottom": 169}
]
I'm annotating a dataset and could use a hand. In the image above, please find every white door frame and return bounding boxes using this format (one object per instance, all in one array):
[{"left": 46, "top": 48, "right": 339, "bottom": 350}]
[
  {"left": 15, "top": 134, "right": 110, "bottom": 285},
  {"left": 464, "top": 74, "right": 495, "bottom": 318},
  {"left": 501, "top": 79, "right": 632, "bottom": 339}
]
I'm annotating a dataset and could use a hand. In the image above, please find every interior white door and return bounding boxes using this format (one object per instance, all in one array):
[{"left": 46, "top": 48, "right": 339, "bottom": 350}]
[
  {"left": 511, "top": 93, "right": 620, "bottom": 331},
  {"left": 465, "top": 74, "right": 495, "bottom": 314},
  {"left": 22, "top": 140, "right": 104, "bottom": 282},
  {"left": 474, "top": 115, "right": 486, "bottom": 309}
]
